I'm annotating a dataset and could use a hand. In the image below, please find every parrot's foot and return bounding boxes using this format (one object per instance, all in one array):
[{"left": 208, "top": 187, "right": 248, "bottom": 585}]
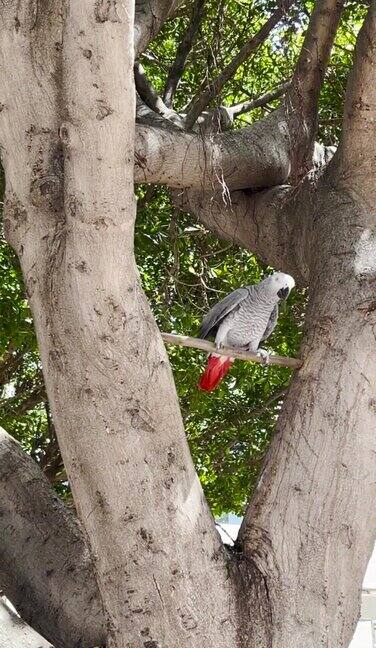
[{"left": 256, "top": 348, "right": 270, "bottom": 365}]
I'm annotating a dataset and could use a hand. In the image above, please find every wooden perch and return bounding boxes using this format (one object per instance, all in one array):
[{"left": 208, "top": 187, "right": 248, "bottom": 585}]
[{"left": 161, "top": 333, "right": 303, "bottom": 369}]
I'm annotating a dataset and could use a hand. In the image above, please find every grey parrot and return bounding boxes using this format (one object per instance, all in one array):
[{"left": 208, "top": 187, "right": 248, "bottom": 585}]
[{"left": 198, "top": 272, "right": 295, "bottom": 391}]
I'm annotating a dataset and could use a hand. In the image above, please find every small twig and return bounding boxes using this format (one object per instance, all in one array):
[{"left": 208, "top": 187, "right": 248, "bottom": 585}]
[
  {"left": 184, "top": 0, "right": 295, "bottom": 130},
  {"left": 161, "top": 332, "right": 302, "bottom": 369},
  {"left": 229, "top": 81, "right": 291, "bottom": 118},
  {"left": 164, "top": 0, "right": 206, "bottom": 107}
]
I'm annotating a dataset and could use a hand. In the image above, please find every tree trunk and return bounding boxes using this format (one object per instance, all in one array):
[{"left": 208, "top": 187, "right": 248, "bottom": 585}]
[
  {"left": 0, "top": 427, "right": 104, "bottom": 648},
  {"left": 238, "top": 171, "right": 376, "bottom": 647},
  {"left": 0, "top": 2, "right": 238, "bottom": 647}
]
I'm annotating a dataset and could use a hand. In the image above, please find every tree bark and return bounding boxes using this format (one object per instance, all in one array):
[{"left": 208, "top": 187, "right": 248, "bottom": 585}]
[
  {"left": 0, "top": 428, "right": 104, "bottom": 648},
  {"left": 178, "top": 182, "right": 311, "bottom": 286},
  {"left": 286, "top": 0, "right": 345, "bottom": 180},
  {"left": 135, "top": 0, "right": 184, "bottom": 56},
  {"left": 135, "top": 106, "right": 335, "bottom": 190},
  {"left": 237, "top": 169, "right": 376, "bottom": 647},
  {"left": 340, "top": 2, "right": 376, "bottom": 183},
  {"left": 0, "top": 599, "right": 54, "bottom": 648},
  {"left": 0, "top": 2, "right": 238, "bottom": 647},
  {"left": 136, "top": 109, "right": 292, "bottom": 189}
]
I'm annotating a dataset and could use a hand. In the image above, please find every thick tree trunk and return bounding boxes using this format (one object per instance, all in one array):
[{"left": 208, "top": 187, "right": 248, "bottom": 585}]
[
  {"left": 0, "top": 427, "right": 104, "bottom": 648},
  {"left": 237, "top": 172, "right": 376, "bottom": 647},
  {"left": 0, "top": 2, "right": 238, "bottom": 647}
]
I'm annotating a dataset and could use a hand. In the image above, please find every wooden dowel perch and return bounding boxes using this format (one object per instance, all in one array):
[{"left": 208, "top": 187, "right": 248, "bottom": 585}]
[{"left": 161, "top": 333, "right": 303, "bottom": 369}]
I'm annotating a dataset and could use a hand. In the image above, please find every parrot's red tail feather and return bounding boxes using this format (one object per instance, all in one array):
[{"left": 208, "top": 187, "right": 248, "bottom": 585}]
[{"left": 198, "top": 354, "right": 234, "bottom": 391}]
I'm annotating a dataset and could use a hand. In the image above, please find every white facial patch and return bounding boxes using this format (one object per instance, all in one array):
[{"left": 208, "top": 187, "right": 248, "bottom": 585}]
[{"left": 271, "top": 272, "right": 295, "bottom": 292}]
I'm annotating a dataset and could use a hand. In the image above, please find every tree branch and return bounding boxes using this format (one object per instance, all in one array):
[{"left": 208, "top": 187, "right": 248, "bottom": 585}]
[
  {"left": 0, "top": 600, "right": 53, "bottom": 648},
  {"left": 286, "top": 0, "right": 345, "bottom": 180},
  {"left": 135, "top": 0, "right": 185, "bottom": 56},
  {"left": 135, "top": 103, "right": 335, "bottom": 190},
  {"left": 229, "top": 81, "right": 291, "bottom": 119},
  {"left": 184, "top": 0, "right": 295, "bottom": 131},
  {"left": 176, "top": 175, "right": 316, "bottom": 286},
  {"left": 235, "top": 170, "right": 376, "bottom": 645},
  {"left": 5, "top": 1, "right": 238, "bottom": 645},
  {"left": 163, "top": 0, "right": 206, "bottom": 107},
  {"left": 136, "top": 109, "right": 292, "bottom": 189},
  {"left": 134, "top": 62, "right": 184, "bottom": 127},
  {"left": 340, "top": 3, "right": 376, "bottom": 184},
  {"left": 0, "top": 427, "right": 104, "bottom": 648},
  {"left": 161, "top": 332, "right": 302, "bottom": 368}
]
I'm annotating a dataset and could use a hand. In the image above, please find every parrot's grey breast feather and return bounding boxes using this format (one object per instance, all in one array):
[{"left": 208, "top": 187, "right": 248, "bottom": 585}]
[
  {"left": 261, "top": 304, "right": 278, "bottom": 342},
  {"left": 199, "top": 287, "right": 251, "bottom": 339}
]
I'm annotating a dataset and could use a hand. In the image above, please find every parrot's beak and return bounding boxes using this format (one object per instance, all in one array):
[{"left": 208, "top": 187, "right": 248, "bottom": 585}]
[{"left": 277, "top": 287, "right": 290, "bottom": 300}]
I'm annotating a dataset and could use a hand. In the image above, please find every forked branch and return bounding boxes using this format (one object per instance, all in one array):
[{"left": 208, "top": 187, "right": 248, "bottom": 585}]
[
  {"left": 134, "top": 61, "right": 184, "bottom": 127},
  {"left": 184, "top": 0, "right": 295, "bottom": 130}
]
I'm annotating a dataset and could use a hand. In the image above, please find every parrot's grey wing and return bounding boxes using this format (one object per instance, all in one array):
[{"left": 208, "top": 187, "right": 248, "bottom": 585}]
[
  {"left": 199, "top": 287, "right": 250, "bottom": 339},
  {"left": 261, "top": 305, "right": 279, "bottom": 342}
]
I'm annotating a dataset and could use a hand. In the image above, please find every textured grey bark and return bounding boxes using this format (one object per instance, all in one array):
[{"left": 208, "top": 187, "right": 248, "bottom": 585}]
[
  {"left": 0, "top": 2, "right": 238, "bottom": 648},
  {"left": 177, "top": 183, "right": 311, "bottom": 286},
  {"left": 0, "top": 599, "right": 54, "bottom": 648},
  {"left": 237, "top": 169, "right": 376, "bottom": 648},
  {"left": 136, "top": 108, "right": 293, "bottom": 189},
  {"left": 0, "top": 428, "right": 104, "bottom": 648},
  {"left": 341, "top": 2, "right": 376, "bottom": 179},
  {"left": 286, "top": 0, "right": 345, "bottom": 179},
  {"left": 234, "top": 9, "right": 376, "bottom": 646},
  {"left": 135, "top": 107, "right": 335, "bottom": 190}
]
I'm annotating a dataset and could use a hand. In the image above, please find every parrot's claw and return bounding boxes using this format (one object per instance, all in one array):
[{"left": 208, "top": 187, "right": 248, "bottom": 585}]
[{"left": 257, "top": 348, "right": 270, "bottom": 365}]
